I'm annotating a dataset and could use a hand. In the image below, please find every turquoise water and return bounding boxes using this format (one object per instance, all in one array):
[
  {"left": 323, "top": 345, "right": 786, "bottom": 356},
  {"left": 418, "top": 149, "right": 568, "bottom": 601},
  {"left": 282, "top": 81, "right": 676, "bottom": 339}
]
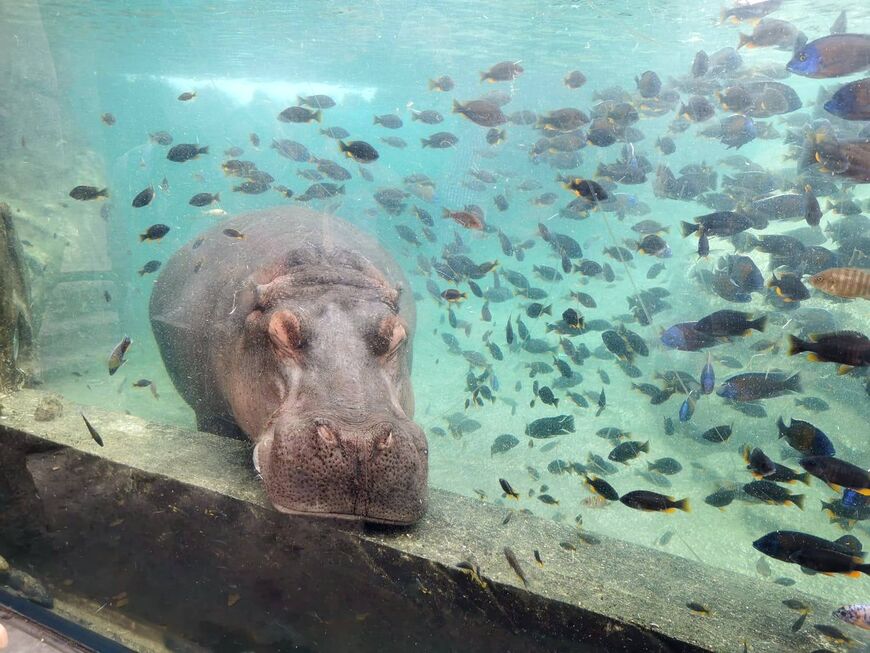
[{"left": 2, "top": 0, "right": 870, "bottom": 639}]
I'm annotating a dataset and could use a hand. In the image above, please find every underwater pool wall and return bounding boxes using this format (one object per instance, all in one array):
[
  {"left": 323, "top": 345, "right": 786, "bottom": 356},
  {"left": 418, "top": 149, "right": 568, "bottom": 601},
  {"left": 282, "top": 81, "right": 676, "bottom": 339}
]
[{"left": 0, "top": 388, "right": 842, "bottom": 653}]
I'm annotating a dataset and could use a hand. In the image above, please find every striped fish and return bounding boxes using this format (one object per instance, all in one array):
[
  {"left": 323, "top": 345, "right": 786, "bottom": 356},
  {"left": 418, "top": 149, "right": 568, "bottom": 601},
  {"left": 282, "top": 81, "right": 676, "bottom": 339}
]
[
  {"left": 834, "top": 604, "right": 870, "bottom": 630},
  {"left": 809, "top": 267, "right": 870, "bottom": 299}
]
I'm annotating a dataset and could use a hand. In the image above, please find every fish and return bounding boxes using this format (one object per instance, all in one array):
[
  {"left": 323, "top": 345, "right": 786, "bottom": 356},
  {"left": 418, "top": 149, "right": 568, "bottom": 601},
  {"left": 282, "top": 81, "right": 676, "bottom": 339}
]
[
  {"left": 563, "top": 178, "right": 608, "bottom": 202},
  {"left": 787, "top": 331, "right": 870, "bottom": 371},
  {"left": 595, "top": 388, "right": 606, "bottom": 417},
  {"left": 374, "top": 114, "right": 403, "bottom": 129},
  {"left": 139, "top": 224, "right": 170, "bottom": 242},
  {"left": 298, "top": 94, "right": 335, "bottom": 109},
  {"left": 754, "top": 530, "right": 870, "bottom": 577},
  {"left": 411, "top": 109, "right": 443, "bottom": 124},
  {"left": 776, "top": 417, "right": 835, "bottom": 457},
  {"left": 700, "top": 354, "right": 715, "bottom": 395},
  {"left": 149, "top": 131, "right": 172, "bottom": 145},
  {"left": 481, "top": 61, "right": 523, "bottom": 83},
  {"left": 564, "top": 70, "right": 586, "bottom": 88},
  {"left": 742, "top": 446, "right": 776, "bottom": 479},
  {"left": 834, "top": 604, "right": 870, "bottom": 631},
  {"left": 452, "top": 99, "right": 506, "bottom": 127},
  {"left": 222, "top": 228, "right": 245, "bottom": 239},
  {"left": 233, "top": 181, "right": 268, "bottom": 194},
  {"left": 787, "top": 34, "right": 870, "bottom": 78},
  {"left": 686, "top": 602, "right": 710, "bottom": 616},
  {"left": 100, "top": 112, "right": 116, "bottom": 125},
  {"left": 619, "top": 490, "right": 689, "bottom": 513},
  {"left": 428, "top": 76, "right": 454, "bottom": 92},
  {"left": 743, "top": 480, "right": 804, "bottom": 509},
  {"left": 421, "top": 131, "right": 459, "bottom": 148},
  {"left": 737, "top": 18, "right": 805, "bottom": 51},
  {"left": 647, "top": 458, "right": 682, "bottom": 475},
  {"left": 441, "top": 289, "right": 466, "bottom": 303},
  {"left": 278, "top": 106, "right": 321, "bottom": 123},
  {"left": 167, "top": 144, "right": 208, "bottom": 162},
  {"left": 815, "top": 624, "right": 853, "bottom": 645},
  {"left": 499, "top": 478, "right": 519, "bottom": 500},
  {"left": 133, "top": 379, "right": 160, "bottom": 399},
  {"left": 583, "top": 474, "right": 619, "bottom": 501},
  {"left": 704, "top": 487, "right": 737, "bottom": 509},
  {"left": 808, "top": 267, "right": 870, "bottom": 300},
  {"left": 81, "top": 413, "right": 104, "bottom": 447},
  {"left": 131, "top": 186, "right": 155, "bottom": 208},
  {"left": 137, "top": 260, "right": 161, "bottom": 276},
  {"left": 491, "top": 434, "right": 519, "bottom": 456},
  {"left": 694, "top": 310, "right": 765, "bottom": 337},
  {"left": 720, "top": 0, "right": 781, "bottom": 23},
  {"left": 679, "top": 96, "right": 715, "bottom": 122},
  {"left": 635, "top": 234, "right": 671, "bottom": 257},
  {"left": 800, "top": 456, "right": 870, "bottom": 496},
  {"left": 716, "top": 372, "right": 801, "bottom": 401},
  {"left": 660, "top": 323, "right": 716, "bottom": 352},
  {"left": 525, "top": 415, "right": 574, "bottom": 438},
  {"left": 189, "top": 192, "right": 220, "bottom": 207},
  {"left": 824, "top": 78, "right": 870, "bottom": 121},
  {"left": 795, "top": 396, "right": 829, "bottom": 412},
  {"left": 69, "top": 186, "right": 109, "bottom": 201},
  {"left": 107, "top": 336, "right": 131, "bottom": 375},
  {"left": 680, "top": 212, "right": 752, "bottom": 238},
  {"left": 503, "top": 547, "right": 528, "bottom": 587},
  {"left": 177, "top": 91, "right": 196, "bottom": 101},
  {"left": 635, "top": 71, "right": 661, "bottom": 98},
  {"left": 700, "top": 425, "right": 731, "bottom": 443},
  {"left": 767, "top": 272, "right": 810, "bottom": 302},
  {"left": 442, "top": 208, "right": 484, "bottom": 231},
  {"left": 608, "top": 440, "right": 649, "bottom": 464},
  {"left": 338, "top": 140, "right": 379, "bottom": 163}
]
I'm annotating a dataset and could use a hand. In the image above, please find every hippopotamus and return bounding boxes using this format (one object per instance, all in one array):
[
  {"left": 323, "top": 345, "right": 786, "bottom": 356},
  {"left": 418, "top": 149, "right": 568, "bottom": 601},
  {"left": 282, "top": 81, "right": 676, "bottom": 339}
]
[{"left": 149, "top": 208, "right": 428, "bottom": 524}]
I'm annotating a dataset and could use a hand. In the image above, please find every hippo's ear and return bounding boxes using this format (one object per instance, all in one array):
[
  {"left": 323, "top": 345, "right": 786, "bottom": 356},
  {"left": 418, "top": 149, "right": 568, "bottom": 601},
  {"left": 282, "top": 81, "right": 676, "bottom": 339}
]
[
  {"left": 268, "top": 310, "right": 305, "bottom": 360},
  {"left": 370, "top": 314, "right": 407, "bottom": 357}
]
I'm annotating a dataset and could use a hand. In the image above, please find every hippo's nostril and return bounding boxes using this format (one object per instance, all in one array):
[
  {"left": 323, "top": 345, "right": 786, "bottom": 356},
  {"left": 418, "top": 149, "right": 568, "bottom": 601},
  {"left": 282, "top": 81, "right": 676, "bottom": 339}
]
[
  {"left": 377, "top": 430, "right": 393, "bottom": 451},
  {"left": 316, "top": 423, "right": 338, "bottom": 447}
]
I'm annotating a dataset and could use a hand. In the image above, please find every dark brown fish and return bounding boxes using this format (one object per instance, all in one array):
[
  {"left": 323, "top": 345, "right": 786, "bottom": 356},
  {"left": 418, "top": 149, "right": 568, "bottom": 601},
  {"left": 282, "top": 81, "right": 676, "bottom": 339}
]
[
  {"left": 69, "top": 186, "right": 109, "bottom": 201},
  {"left": 131, "top": 186, "right": 155, "bottom": 208},
  {"left": 452, "top": 99, "right": 507, "bottom": 127},
  {"left": 788, "top": 331, "right": 870, "bottom": 370},
  {"left": 81, "top": 413, "right": 104, "bottom": 447},
  {"left": 503, "top": 547, "right": 528, "bottom": 587},
  {"left": 481, "top": 61, "right": 523, "bottom": 83}
]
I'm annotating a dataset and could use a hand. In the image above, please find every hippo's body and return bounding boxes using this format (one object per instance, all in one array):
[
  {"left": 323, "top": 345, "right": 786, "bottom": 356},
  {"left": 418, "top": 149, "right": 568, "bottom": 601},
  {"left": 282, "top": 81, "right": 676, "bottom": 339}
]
[{"left": 149, "top": 208, "right": 428, "bottom": 524}]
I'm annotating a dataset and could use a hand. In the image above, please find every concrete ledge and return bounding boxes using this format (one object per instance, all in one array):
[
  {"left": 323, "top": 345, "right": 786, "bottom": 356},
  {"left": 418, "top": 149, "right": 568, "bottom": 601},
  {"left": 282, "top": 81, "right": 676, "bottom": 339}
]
[{"left": 0, "top": 389, "right": 839, "bottom": 652}]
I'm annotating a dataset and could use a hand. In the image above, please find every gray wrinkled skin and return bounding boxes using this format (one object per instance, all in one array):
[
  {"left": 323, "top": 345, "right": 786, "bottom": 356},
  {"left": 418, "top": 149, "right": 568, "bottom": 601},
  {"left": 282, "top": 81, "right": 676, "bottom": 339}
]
[{"left": 150, "top": 208, "right": 428, "bottom": 524}]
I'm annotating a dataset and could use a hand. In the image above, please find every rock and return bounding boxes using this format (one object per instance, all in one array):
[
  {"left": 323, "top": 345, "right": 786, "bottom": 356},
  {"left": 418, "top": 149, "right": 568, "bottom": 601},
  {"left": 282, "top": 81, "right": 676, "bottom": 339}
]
[
  {"left": 6, "top": 569, "right": 53, "bottom": 608},
  {"left": 34, "top": 394, "right": 63, "bottom": 421}
]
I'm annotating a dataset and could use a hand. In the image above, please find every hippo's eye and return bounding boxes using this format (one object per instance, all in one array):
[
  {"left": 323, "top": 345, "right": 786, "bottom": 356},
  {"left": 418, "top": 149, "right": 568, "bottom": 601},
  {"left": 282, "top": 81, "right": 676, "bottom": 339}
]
[
  {"left": 268, "top": 310, "right": 306, "bottom": 360},
  {"left": 370, "top": 316, "right": 406, "bottom": 357}
]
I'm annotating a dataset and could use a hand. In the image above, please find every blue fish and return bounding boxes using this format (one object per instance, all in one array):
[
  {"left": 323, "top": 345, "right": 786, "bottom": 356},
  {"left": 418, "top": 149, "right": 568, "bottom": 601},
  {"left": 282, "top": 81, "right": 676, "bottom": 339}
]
[
  {"left": 661, "top": 322, "right": 717, "bottom": 352},
  {"left": 787, "top": 34, "right": 870, "bottom": 79},
  {"left": 842, "top": 489, "right": 864, "bottom": 509},
  {"left": 700, "top": 354, "right": 715, "bottom": 395},
  {"left": 679, "top": 393, "right": 696, "bottom": 422},
  {"left": 824, "top": 78, "right": 870, "bottom": 121}
]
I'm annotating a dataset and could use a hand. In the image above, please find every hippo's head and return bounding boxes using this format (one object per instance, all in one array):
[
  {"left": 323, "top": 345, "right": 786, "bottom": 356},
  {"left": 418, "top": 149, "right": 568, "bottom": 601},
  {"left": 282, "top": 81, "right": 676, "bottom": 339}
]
[{"left": 237, "top": 248, "right": 428, "bottom": 524}]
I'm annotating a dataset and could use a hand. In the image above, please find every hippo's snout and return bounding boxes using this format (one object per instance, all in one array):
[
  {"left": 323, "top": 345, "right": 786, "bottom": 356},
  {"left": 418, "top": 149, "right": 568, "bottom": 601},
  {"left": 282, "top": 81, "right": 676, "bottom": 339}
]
[{"left": 254, "top": 417, "right": 428, "bottom": 525}]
